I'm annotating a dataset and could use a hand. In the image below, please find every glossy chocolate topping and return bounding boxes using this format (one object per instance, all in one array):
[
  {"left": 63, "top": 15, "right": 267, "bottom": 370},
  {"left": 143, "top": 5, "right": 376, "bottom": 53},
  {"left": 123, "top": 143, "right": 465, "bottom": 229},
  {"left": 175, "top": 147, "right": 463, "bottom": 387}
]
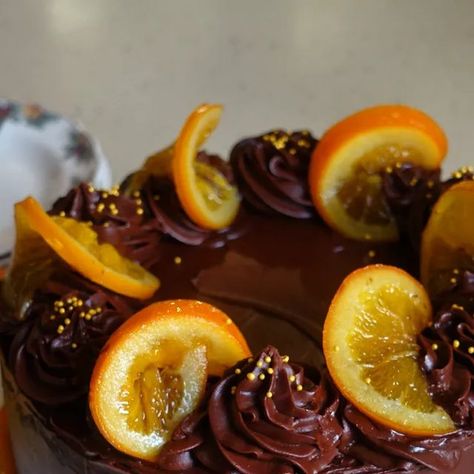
[
  {"left": 9, "top": 269, "right": 137, "bottom": 404},
  {"left": 230, "top": 130, "right": 317, "bottom": 218}
]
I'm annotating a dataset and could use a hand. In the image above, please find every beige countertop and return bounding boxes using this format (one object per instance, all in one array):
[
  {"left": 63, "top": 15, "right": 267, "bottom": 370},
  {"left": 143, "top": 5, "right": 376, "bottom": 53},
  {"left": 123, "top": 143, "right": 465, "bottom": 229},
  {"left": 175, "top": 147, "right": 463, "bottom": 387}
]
[{"left": 0, "top": 0, "right": 473, "bottom": 177}]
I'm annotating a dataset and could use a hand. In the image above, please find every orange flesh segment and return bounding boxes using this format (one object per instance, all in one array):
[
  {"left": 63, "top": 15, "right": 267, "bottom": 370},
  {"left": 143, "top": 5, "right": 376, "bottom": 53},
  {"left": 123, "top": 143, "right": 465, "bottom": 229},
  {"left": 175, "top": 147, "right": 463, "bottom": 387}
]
[
  {"left": 89, "top": 299, "right": 251, "bottom": 460},
  {"left": 421, "top": 180, "right": 474, "bottom": 297},
  {"left": 173, "top": 104, "right": 240, "bottom": 230},
  {"left": 12, "top": 197, "right": 159, "bottom": 300},
  {"left": 309, "top": 105, "right": 447, "bottom": 242},
  {"left": 323, "top": 265, "right": 454, "bottom": 436}
]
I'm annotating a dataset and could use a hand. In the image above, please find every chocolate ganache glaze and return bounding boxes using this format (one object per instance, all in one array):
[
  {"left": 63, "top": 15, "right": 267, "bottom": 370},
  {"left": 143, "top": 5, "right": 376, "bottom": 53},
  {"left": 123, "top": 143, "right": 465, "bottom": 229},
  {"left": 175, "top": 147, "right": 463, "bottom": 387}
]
[{"left": 2, "top": 132, "right": 474, "bottom": 473}]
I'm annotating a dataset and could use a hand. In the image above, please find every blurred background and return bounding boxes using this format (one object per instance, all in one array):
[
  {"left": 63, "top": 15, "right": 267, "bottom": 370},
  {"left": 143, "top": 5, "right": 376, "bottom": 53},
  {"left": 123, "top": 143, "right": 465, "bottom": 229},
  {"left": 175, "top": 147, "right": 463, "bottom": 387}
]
[{"left": 0, "top": 0, "right": 473, "bottom": 180}]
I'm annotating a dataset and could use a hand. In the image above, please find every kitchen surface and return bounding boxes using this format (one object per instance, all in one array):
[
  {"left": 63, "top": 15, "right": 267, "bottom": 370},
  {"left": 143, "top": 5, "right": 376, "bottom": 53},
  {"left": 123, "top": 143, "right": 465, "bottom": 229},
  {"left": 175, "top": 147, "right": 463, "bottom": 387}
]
[{"left": 1, "top": 0, "right": 473, "bottom": 181}]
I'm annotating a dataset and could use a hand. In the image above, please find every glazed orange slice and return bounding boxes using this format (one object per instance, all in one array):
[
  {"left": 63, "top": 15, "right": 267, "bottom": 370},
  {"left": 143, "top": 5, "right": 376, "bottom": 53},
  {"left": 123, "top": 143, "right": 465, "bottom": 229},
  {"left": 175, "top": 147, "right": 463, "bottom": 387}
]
[
  {"left": 421, "top": 180, "right": 474, "bottom": 297},
  {"left": 323, "top": 264, "right": 454, "bottom": 436},
  {"left": 9, "top": 197, "right": 159, "bottom": 300},
  {"left": 309, "top": 105, "right": 447, "bottom": 241},
  {"left": 90, "top": 299, "right": 251, "bottom": 460},
  {"left": 173, "top": 104, "right": 240, "bottom": 229}
]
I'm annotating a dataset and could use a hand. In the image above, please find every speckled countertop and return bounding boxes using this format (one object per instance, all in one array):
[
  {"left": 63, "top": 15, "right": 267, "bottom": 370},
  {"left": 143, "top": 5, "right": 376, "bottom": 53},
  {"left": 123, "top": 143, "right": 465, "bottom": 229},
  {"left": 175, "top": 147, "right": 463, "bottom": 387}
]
[{"left": 0, "top": 0, "right": 473, "bottom": 180}]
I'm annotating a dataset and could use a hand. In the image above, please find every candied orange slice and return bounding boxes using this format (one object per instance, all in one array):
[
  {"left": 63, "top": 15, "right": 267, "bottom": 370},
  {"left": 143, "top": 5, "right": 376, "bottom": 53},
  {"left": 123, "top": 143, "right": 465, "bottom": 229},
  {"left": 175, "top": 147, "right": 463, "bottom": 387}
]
[
  {"left": 323, "top": 264, "right": 454, "bottom": 436},
  {"left": 9, "top": 197, "right": 159, "bottom": 300},
  {"left": 90, "top": 299, "right": 251, "bottom": 460},
  {"left": 421, "top": 180, "right": 474, "bottom": 297},
  {"left": 173, "top": 104, "right": 240, "bottom": 229},
  {"left": 309, "top": 105, "right": 447, "bottom": 242}
]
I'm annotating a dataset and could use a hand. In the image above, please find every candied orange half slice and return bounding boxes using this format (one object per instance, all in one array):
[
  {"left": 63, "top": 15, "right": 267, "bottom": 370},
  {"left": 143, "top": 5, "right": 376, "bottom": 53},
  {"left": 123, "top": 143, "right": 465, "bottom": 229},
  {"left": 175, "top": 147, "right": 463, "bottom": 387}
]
[
  {"left": 323, "top": 264, "right": 454, "bottom": 436},
  {"left": 173, "top": 104, "right": 240, "bottom": 229},
  {"left": 421, "top": 180, "right": 474, "bottom": 297},
  {"left": 11, "top": 197, "right": 159, "bottom": 300},
  {"left": 89, "top": 299, "right": 251, "bottom": 460},
  {"left": 309, "top": 105, "right": 447, "bottom": 242}
]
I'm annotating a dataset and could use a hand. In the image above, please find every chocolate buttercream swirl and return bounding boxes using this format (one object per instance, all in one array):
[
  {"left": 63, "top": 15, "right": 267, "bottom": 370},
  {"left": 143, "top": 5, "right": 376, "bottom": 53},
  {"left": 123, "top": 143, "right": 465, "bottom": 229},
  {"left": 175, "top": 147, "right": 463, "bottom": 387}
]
[
  {"left": 230, "top": 130, "right": 317, "bottom": 218},
  {"left": 383, "top": 163, "right": 441, "bottom": 252},
  {"left": 51, "top": 183, "right": 161, "bottom": 269},
  {"left": 140, "top": 152, "right": 243, "bottom": 248},
  {"left": 418, "top": 304, "right": 474, "bottom": 427},
  {"left": 159, "top": 346, "right": 344, "bottom": 473},
  {"left": 9, "top": 269, "right": 136, "bottom": 404}
]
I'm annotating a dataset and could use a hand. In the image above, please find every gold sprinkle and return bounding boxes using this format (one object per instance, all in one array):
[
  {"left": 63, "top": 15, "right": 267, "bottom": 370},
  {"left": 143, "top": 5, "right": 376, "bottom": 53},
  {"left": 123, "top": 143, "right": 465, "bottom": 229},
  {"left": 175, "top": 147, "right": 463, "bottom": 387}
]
[
  {"left": 453, "top": 340, "right": 460, "bottom": 349},
  {"left": 364, "top": 233, "right": 372, "bottom": 241},
  {"left": 296, "top": 384, "right": 303, "bottom": 392},
  {"left": 68, "top": 306, "right": 73, "bottom": 312},
  {"left": 282, "top": 355, "right": 289, "bottom": 363},
  {"left": 56, "top": 301, "right": 64, "bottom": 307},
  {"left": 289, "top": 148, "right": 297, "bottom": 155},
  {"left": 468, "top": 346, "right": 474, "bottom": 354},
  {"left": 259, "top": 373, "right": 266, "bottom": 381},
  {"left": 87, "top": 185, "right": 95, "bottom": 193},
  {"left": 385, "top": 166, "right": 393, "bottom": 173},
  {"left": 247, "top": 373, "right": 256, "bottom": 381},
  {"left": 71, "top": 343, "right": 78, "bottom": 349},
  {"left": 453, "top": 268, "right": 460, "bottom": 275},
  {"left": 135, "top": 198, "right": 143, "bottom": 206},
  {"left": 289, "top": 375, "right": 296, "bottom": 383},
  {"left": 256, "top": 361, "right": 263, "bottom": 368},
  {"left": 451, "top": 303, "right": 464, "bottom": 311},
  {"left": 432, "top": 343, "right": 438, "bottom": 350},
  {"left": 365, "top": 377, "right": 371, "bottom": 384},
  {"left": 59, "top": 211, "right": 66, "bottom": 217},
  {"left": 226, "top": 318, "right": 232, "bottom": 325},
  {"left": 450, "top": 277, "right": 457, "bottom": 284},
  {"left": 136, "top": 208, "right": 144, "bottom": 216},
  {"left": 267, "top": 368, "right": 274, "bottom": 375},
  {"left": 59, "top": 308, "right": 65, "bottom": 314},
  {"left": 79, "top": 312, "right": 85, "bottom": 318},
  {"left": 235, "top": 368, "right": 241, "bottom": 375},
  {"left": 266, "top": 391, "right": 273, "bottom": 398},
  {"left": 108, "top": 203, "right": 117, "bottom": 210},
  {"left": 96, "top": 307, "right": 102, "bottom": 313},
  {"left": 264, "top": 356, "right": 271, "bottom": 363},
  {"left": 231, "top": 386, "right": 236, "bottom": 395},
  {"left": 77, "top": 300, "right": 83, "bottom": 307},
  {"left": 50, "top": 315, "right": 56, "bottom": 320},
  {"left": 64, "top": 318, "right": 71, "bottom": 326},
  {"left": 97, "top": 203, "right": 105, "bottom": 213},
  {"left": 89, "top": 309, "right": 97, "bottom": 316},
  {"left": 85, "top": 314, "right": 92, "bottom": 321},
  {"left": 101, "top": 192, "right": 109, "bottom": 199},
  {"left": 368, "top": 250, "right": 376, "bottom": 258},
  {"left": 174, "top": 256, "right": 182, "bottom": 265},
  {"left": 57, "top": 325, "right": 65, "bottom": 334},
  {"left": 133, "top": 191, "right": 141, "bottom": 198},
  {"left": 395, "top": 162, "right": 402, "bottom": 169}
]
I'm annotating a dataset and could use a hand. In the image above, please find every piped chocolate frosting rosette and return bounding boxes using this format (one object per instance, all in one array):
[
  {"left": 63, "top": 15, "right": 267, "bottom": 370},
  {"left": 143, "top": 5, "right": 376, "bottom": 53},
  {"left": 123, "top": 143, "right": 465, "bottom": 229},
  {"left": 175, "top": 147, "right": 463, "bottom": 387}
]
[{"left": 159, "top": 346, "right": 344, "bottom": 473}]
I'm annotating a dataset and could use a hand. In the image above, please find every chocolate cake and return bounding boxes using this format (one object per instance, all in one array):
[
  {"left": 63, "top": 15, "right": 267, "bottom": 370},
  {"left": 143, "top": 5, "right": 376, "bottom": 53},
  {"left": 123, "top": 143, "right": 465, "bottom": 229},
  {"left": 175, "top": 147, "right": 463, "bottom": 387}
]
[{"left": 1, "top": 120, "right": 474, "bottom": 473}]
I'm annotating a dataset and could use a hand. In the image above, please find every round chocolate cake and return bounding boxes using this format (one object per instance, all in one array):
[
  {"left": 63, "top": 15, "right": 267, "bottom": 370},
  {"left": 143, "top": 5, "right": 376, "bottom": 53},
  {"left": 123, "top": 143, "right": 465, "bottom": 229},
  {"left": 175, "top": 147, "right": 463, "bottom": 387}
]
[{"left": 1, "top": 106, "right": 474, "bottom": 473}]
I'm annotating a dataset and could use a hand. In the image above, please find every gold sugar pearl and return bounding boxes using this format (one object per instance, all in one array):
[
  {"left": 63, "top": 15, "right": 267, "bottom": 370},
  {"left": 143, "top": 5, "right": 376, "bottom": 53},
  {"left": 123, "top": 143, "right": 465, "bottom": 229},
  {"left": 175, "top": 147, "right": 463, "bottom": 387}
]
[
  {"left": 64, "top": 318, "right": 71, "bottom": 326},
  {"left": 59, "top": 211, "right": 66, "bottom": 217},
  {"left": 259, "top": 374, "right": 265, "bottom": 381},
  {"left": 57, "top": 325, "right": 65, "bottom": 334},
  {"left": 468, "top": 346, "right": 474, "bottom": 354},
  {"left": 59, "top": 308, "right": 65, "bottom": 314},
  {"left": 174, "top": 256, "right": 182, "bottom": 265},
  {"left": 266, "top": 391, "right": 273, "bottom": 398},
  {"left": 235, "top": 368, "right": 241, "bottom": 375},
  {"left": 136, "top": 208, "right": 144, "bottom": 216},
  {"left": 111, "top": 208, "right": 119, "bottom": 216},
  {"left": 79, "top": 312, "right": 86, "bottom": 318},
  {"left": 281, "top": 355, "right": 289, "bottom": 363},
  {"left": 97, "top": 203, "right": 105, "bottom": 213},
  {"left": 264, "top": 356, "right": 271, "bottom": 363},
  {"left": 135, "top": 198, "right": 143, "bottom": 205},
  {"left": 368, "top": 250, "right": 376, "bottom": 258},
  {"left": 296, "top": 384, "right": 303, "bottom": 392},
  {"left": 225, "top": 318, "right": 232, "bottom": 325},
  {"left": 133, "top": 191, "right": 141, "bottom": 198},
  {"left": 247, "top": 373, "right": 256, "bottom": 381},
  {"left": 432, "top": 343, "right": 439, "bottom": 350},
  {"left": 50, "top": 315, "right": 56, "bottom": 321},
  {"left": 267, "top": 368, "right": 274, "bottom": 375},
  {"left": 256, "top": 361, "right": 263, "bottom": 368},
  {"left": 450, "top": 278, "right": 457, "bottom": 284},
  {"left": 289, "top": 375, "right": 296, "bottom": 383},
  {"left": 85, "top": 314, "right": 92, "bottom": 321},
  {"left": 365, "top": 377, "right": 371, "bottom": 384},
  {"left": 71, "top": 343, "right": 78, "bottom": 349},
  {"left": 102, "top": 192, "right": 109, "bottom": 199},
  {"left": 453, "top": 340, "right": 460, "bottom": 349}
]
